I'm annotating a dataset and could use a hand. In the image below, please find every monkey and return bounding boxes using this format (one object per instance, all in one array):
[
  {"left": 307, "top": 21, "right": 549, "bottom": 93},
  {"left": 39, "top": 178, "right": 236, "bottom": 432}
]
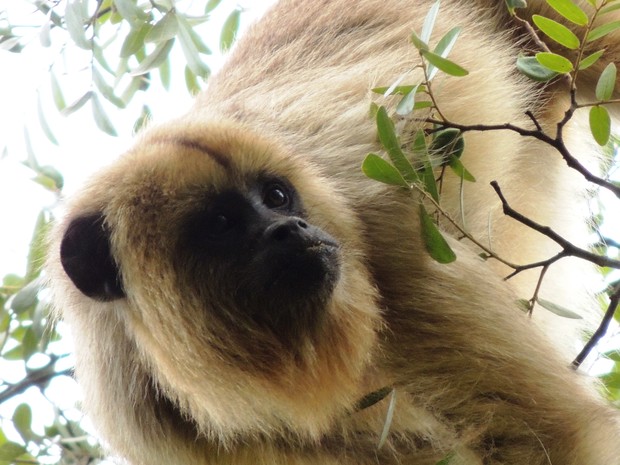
[{"left": 46, "top": 0, "right": 620, "bottom": 464}]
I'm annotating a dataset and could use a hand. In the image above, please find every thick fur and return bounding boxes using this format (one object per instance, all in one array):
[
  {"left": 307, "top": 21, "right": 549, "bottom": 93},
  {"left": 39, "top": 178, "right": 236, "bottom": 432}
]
[{"left": 47, "top": 0, "right": 620, "bottom": 464}]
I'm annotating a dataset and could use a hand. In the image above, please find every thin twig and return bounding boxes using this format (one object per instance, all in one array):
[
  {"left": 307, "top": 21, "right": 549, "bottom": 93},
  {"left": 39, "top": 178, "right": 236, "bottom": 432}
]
[{"left": 572, "top": 286, "right": 620, "bottom": 369}]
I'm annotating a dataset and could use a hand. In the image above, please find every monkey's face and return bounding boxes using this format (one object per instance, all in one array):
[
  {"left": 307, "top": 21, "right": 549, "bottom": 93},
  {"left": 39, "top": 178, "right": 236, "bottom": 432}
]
[{"left": 53, "top": 120, "right": 381, "bottom": 438}]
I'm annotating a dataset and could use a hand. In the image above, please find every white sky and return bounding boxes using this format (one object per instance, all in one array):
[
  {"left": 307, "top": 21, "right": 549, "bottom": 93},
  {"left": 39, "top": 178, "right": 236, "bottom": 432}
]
[{"left": 0, "top": 0, "right": 276, "bottom": 278}]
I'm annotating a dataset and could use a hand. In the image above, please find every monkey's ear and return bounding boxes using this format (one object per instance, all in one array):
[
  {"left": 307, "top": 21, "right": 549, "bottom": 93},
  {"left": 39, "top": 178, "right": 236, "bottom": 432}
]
[{"left": 60, "top": 213, "right": 125, "bottom": 301}]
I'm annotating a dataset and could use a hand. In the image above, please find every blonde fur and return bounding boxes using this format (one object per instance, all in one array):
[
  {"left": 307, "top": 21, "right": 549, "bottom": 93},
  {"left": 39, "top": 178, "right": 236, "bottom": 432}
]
[{"left": 47, "top": 0, "right": 620, "bottom": 464}]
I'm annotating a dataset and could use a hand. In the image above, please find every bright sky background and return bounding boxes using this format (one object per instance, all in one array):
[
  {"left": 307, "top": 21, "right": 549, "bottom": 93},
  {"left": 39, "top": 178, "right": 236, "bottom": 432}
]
[{"left": 0, "top": 0, "right": 275, "bottom": 279}]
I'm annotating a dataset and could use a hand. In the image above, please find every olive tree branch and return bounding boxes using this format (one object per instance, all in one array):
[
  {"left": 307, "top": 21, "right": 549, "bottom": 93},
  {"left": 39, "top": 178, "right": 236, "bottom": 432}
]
[
  {"left": 0, "top": 355, "right": 72, "bottom": 404},
  {"left": 572, "top": 285, "right": 620, "bottom": 369},
  {"left": 425, "top": 118, "right": 620, "bottom": 198},
  {"left": 490, "top": 181, "right": 620, "bottom": 270}
]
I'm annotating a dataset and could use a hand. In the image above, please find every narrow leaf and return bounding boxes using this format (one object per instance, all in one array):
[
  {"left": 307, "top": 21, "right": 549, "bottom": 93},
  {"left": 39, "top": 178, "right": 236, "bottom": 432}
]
[
  {"left": 91, "top": 94, "right": 118, "bottom": 136},
  {"left": 113, "top": 0, "right": 148, "bottom": 25},
  {"left": 376, "top": 107, "right": 418, "bottom": 182},
  {"left": 184, "top": 66, "right": 202, "bottom": 94},
  {"left": 37, "top": 93, "right": 58, "bottom": 145},
  {"left": 532, "top": 15, "right": 580, "bottom": 49},
  {"left": 430, "top": 128, "right": 465, "bottom": 163},
  {"left": 410, "top": 29, "right": 429, "bottom": 52},
  {"left": 545, "top": 0, "right": 589, "bottom": 26},
  {"left": 92, "top": 67, "right": 125, "bottom": 108},
  {"left": 537, "top": 298, "right": 582, "bottom": 319},
  {"left": 535, "top": 52, "right": 573, "bottom": 73},
  {"left": 205, "top": 0, "right": 223, "bottom": 13},
  {"left": 120, "top": 23, "right": 151, "bottom": 57},
  {"left": 448, "top": 156, "right": 476, "bottom": 182},
  {"left": 220, "top": 9, "right": 241, "bottom": 51},
  {"left": 177, "top": 15, "right": 211, "bottom": 78},
  {"left": 586, "top": 21, "right": 620, "bottom": 42},
  {"left": 428, "top": 26, "right": 462, "bottom": 80},
  {"left": 600, "top": 3, "right": 620, "bottom": 16},
  {"left": 65, "top": 0, "right": 90, "bottom": 50},
  {"left": 421, "top": 0, "right": 440, "bottom": 42},
  {"left": 589, "top": 105, "right": 611, "bottom": 146},
  {"left": 50, "top": 71, "right": 66, "bottom": 111},
  {"left": 422, "top": 51, "right": 468, "bottom": 76},
  {"left": 377, "top": 389, "right": 397, "bottom": 449},
  {"left": 61, "top": 91, "right": 92, "bottom": 116},
  {"left": 595, "top": 62, "right": 617, "bottom": 101},
  {"left": 130, "top": 38, "right": 175, "bottom": 76},
  {"left": 419, "top": 204, "right": 457, "bottom": 264},
  {"left": 372, "top": 85, "right": 418, "bottom": 95},
  {"left": 362, "top": 154, "right": 409, "bottom": 187},
  {"left": 396, "top": 85, "right": 419, "bottom": 115},
  {"left": 145, "top": 11, "right": 178, "bottom": 43},
  {"left": 578, "top": 49, "right": 605, "bottom": 70}
]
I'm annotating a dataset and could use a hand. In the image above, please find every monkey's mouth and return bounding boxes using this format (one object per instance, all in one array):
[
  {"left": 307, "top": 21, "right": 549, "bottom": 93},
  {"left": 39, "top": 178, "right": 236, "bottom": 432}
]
[{"left": 264, "top": 240, "right": 340, "bottom": 295}]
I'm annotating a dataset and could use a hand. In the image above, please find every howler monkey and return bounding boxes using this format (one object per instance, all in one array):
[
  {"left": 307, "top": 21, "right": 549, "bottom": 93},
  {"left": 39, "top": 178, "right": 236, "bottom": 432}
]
[{"left": 47, "top": 0, "right": 620, "bottom": 464}]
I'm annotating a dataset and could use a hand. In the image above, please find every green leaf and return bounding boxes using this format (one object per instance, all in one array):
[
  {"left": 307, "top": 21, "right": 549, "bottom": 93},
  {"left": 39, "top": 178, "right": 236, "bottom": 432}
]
[
  {"left": 428, "top": 26, "right": 462, "bottom": 80},
  {"left": 422, "top": 51, "right": 468, "bottom": 76},
  {"left": 430, "top": 128, "right": 465, "bottom": 162},
  {"left": 220, "top": 9, "right": 241, "bottom": 52},
  {"left": 448, "top": 156, "right": 476, "bottom": 182},
  {"left": 205, "top": 0, "right": 223, "bottom": 13},
  {"left": 410, "top": 29, "right": 429, "bottom": 52},
  {"left": 12, "top": 404, "right": 33, "bottom": 443},
  {"left": 435, "top": 452, "right": 457, "bottom": 465},
  {"left": 65, "top": 0, "right": 90, "bottom": 50},
  {"left": 91, "top": 94, "right": 118, "bottom": 136},
  {"left": 61, "top": 91, "right": 93, "bottom": 116},
  {"left": 419, "top": 204, "right": 457, "bottom": 264},
  {"left": 145, "top": 11, "right": 178, "bottom": 43},
  {"left": 50, "top": 71, "right": 66, "bottom": 111},
  {"left": 537, "top": 298, "right": 582, "bottom": 319},
  {"left": 0, "top": 442, "right": 27, "bottom": 461},
  {"left": 133, "top": 105, "right": 151, "bottom": 134},
  {"left": 92, "top": 67, "right": 126, "bottom": 108},
  {"left": 545, "top": 0, "right": 589, "bottom": 26},
  {"left": 535, "top": 52, "right": 573, "bottom": 73},
  {"left": 159, "top": 57, "right": 171, "bottom": 90},
  {"left": 362, "top": 154, "right": 409, "bottom": 187},
  {"left": 184, "top": 66, "right": 202, "bottom": 94},
  {"left": 120, "top": 23, "right": 151, "bottom": 57},
  {"left": 589, "top": 105, "right": 611, "bottom": 146},
  {"left": 37, "top": 93, "right": 58, "bottom": 145},
  {"left": 532, "top": 15, "right": 580, "bottom": 49},
  {"left": 377, "top": 389, "right": 396, "bottom": 449},
  {"left": 10, "top": 280, "right": 39, "bottom": 314},
  {"left": 586, "top": 20, "right": 620, "bottom": 42},
  {"left": 130, "top": 38, "right": 175, "bottom": 76},
  {"left": 505, "top": 0, "right": 528, "bottom": 14},
  {"left": 177, "top": 16, "right": 211, "bottom": 78},
  {"left": 578, "top": 49, "right": 605, "bottom": 70},
  {"left": 372, "top": 85, "right": 418, "bottom": 95},
  {"left": 376, "top": 107, "right": 418, "bottom": 182},
  {"left": 595, "top": 62, "right": 617, "bottom": 101},
  {"left": 421, "top": 0, "right": 440, "bottom": 42},
  {"left": 600, "top": 3, "right": 620, "bottom": 16},
  {"left": 22, "top": 327, "right": 38, "bottom": 360},
  {"left": 396, "top": 85, "right": 419, "bottom": 115},
  {"left": 27, "top": 210, "right": 53, "bottom": 279},
  {"left": 113, "top": 0, "right": 148, "bottom": 25}
]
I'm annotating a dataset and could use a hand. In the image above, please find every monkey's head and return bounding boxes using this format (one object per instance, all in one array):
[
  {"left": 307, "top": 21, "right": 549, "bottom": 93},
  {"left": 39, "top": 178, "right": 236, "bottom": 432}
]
[{"left": 49, "top": 119, "right": 381, "bottom": 443}]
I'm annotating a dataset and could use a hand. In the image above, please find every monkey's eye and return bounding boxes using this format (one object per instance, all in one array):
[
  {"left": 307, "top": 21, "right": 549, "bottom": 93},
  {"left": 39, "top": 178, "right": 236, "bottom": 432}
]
[{"left": 263, "top": 183, "right": 290, "bottom": 209}]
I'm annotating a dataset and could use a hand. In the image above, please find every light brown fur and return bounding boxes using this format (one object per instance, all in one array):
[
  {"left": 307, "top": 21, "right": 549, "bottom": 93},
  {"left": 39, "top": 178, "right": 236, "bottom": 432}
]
[{"left": 47, "top": 0, "right": 620, "bottom": 464}]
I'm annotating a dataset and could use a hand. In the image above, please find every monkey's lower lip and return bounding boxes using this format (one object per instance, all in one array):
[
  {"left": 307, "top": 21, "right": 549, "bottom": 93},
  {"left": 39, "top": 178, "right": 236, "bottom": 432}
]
[{"left": 264, "top": 242, "right": 340, "bottom": 292}]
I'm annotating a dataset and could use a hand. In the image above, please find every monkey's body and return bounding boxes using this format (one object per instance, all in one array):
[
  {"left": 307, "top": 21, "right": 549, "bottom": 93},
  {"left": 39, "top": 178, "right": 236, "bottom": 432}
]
[{"left": 48, "top": 0, "right": 620, "bottom": 464}]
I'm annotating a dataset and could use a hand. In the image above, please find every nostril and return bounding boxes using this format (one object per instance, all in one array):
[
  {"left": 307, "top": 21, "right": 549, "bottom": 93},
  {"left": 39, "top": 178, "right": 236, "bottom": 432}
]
[
  {"left": 297, "top": 219, "right": 308, "bottom": 229},
  {"left": 271, "top": 223, "right": 292, "bottom": 241}
]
